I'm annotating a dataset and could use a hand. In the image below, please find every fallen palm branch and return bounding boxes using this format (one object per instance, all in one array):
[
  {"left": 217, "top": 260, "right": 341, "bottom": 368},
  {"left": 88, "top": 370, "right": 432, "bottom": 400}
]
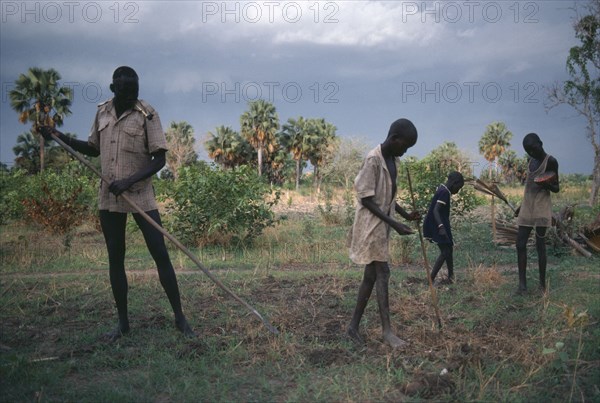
[
  {"left": 469, "top": 178, "right": 516, "bottom": 213},
  {"left": 553, "top": 206, "right": 592, "bottom": 258},
  {"left": 492, "top": 219, "right": 520, "bottom": 246},
  {"left": 579, "top": 232, "right": 600, "bottom": 253},
  {"left": 581, "top": 213, "right": 600, "bottom": 253},
  {"left": 492, "top": 206, "right": 596, "bottom": 257}
]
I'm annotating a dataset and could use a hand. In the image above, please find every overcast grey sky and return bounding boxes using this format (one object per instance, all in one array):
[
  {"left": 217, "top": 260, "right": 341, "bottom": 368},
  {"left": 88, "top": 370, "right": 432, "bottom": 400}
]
[{"left": 0, "top": 1, "right": 594, "bottom": 174}]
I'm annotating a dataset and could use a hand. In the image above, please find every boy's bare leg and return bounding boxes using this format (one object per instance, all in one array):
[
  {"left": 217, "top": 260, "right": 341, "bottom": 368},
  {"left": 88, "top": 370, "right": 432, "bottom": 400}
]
[
  {"left": 535, "top": 227, "right": 547, "bottom": 291},
  {"left": 516, "top": 226, "right": 533, "bottom": 294},
  {"left": 375, "top": 262, "right": 407, "bottom": 348},
  {"left": 430, "top": 253, "right": 445, "bottom": 283},
  {"left": 444, "top": 245, "right": 454, "bottom": 283},
  {"left": 347, "top": 264, "right": 376, "bottom": 344}
]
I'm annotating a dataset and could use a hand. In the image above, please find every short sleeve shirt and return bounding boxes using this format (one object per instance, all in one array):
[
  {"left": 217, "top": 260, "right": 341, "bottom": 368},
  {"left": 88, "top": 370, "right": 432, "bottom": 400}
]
[
  {"left": 348, "top": 145, "right": 397, "bottom": 265},
  {"left": 88, "top": 99, "right": 167, "bottom": 213}
]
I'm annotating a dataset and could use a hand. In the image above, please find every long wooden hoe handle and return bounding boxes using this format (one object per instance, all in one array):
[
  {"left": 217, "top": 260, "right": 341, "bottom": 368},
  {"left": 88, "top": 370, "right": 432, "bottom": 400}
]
[
  {"left": 405, "top": 167, "right": 443, "bottom": 331},
  {"left": 50, "top": 131, "right": 279, "bottom": 335}
]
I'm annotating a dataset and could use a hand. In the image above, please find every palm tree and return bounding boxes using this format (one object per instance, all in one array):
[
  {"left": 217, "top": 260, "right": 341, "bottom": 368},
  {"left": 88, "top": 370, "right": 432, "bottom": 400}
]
[
  {"left": 281, "top": 117, "right": 310, "bottom": 189},
  {"left": 240, "top": 100, "right": 279, "bottom": 176},
  {"left": 13, "top": 131, "right": 41, "bottom": 174},
  {"left": 305, "top": 118, "right": 337, "bottom": 192},
  {"left": 9, "top": 67, "right": 73, "bottom": 172},
  {"left": 13, "top": 130, "right": 75, "bottom": 174},
  {"left": 262, "top": 135, "right": 293, "bottom": 185},
  {"left": 498, "top": 150, "right": 528, "bottom": 184},
  {"left": 165, "top": 121, "right": 197, "bottom": 179},
  {"left": 205, "top": 126, "right": 255, "bottom": 169},
  {"left": 478, "top": 122, "right": 512, "bottom": 179}
]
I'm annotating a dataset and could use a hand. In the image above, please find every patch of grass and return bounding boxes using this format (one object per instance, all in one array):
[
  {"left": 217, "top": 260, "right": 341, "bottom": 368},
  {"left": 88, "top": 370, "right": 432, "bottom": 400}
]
[{"left": 1, "top": 186, "right": 598, "bottom": 401}]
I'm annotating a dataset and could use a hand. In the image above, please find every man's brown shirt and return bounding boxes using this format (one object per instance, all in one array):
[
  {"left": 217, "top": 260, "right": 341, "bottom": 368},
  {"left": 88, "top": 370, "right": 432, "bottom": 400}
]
[{"left": 88, "top": 99, "right": 167, "bottom": 213}]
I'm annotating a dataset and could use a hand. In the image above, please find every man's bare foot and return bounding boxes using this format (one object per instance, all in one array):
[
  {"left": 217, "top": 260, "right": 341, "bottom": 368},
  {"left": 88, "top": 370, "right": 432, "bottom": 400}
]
[
  {"left": 101, "top": 321, "right": 129, "bottom": 342},
  {"left": 346, "top": 327, "right": 365, "bottom": 345},
  {"left": 383, "top": 331, "right": 407, "bottom": 348},
  {"left": 176, "top": 317, "right": 196, "bottom": 338}
]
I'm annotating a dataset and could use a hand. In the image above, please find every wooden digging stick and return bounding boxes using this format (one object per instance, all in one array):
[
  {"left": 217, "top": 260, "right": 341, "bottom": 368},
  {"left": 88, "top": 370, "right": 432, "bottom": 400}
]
[
  {"left": 405, "top": 168, "right": 443, "bottom": 330},
  {"left": 49, "top": 130, "right": 279, "bottom": 335}
]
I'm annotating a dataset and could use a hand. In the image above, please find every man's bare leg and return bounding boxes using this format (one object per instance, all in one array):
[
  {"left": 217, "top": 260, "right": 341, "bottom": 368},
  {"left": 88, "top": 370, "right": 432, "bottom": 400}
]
[
  {"left": 134, "top": 211, "right": 196, "bottom": 338},
  {"left": 375, "top": 262, "right": 406, "bottom": 348},
  {"left": 347, "top": 264, "right": 376, "bottom": 345},
  {"left": 175, "top": 315, "right": 195, "bottom": 337},
  {"left": 100, "top": 210, "right": 130, "bottom": 342},
  {"left": 103, "top": 320, "right": 130, "bottom": 342}
]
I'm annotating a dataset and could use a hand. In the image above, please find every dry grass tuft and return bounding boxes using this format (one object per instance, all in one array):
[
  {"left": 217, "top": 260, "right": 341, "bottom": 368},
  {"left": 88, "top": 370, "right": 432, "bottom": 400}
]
[{"left": 465, "top": 264, "right": 507, "bottom": 290}]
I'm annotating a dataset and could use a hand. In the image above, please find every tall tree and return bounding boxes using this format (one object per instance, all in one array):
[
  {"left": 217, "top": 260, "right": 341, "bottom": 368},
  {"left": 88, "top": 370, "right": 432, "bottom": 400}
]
[
  {"left": 9, "top": 67, "right": 73, "bottom": 172},
  {"left": 12, "top": 130, "right": 41, "bottom": 174},
  {"left": 13, "top": 130, "right": 75, "bottom": 174},
  {"left": 319, "top": 137, "right": 366, "bottom": 190},
  {"left": 240, "top": 100, "right": 279, "bottom": 176},
  {"left": 205, "top": 125, "right": 255, "bottom": 169},
  {"left": 263, "top": 134, "right": 294, "bottom": 186},
  {"left": 478, "top": 121, "right": 513, "bottom": 179},
  {"left": 280, "top": 117, "right": 309, "bottom": 189},
  {"left": 428, "top": 141, "right": 472, "bottom": 175},
  {"left": 305, "top": 118, "right": 337, "bottom": 192},
  {"left": 547, "top": 0, "right": 600, "bottom": 205},
  {"left": 165, "top": 121, "right": 197, "bottom": 179},
  {"left": 498, "top": 149, "right": 528, "bottom": 184}
]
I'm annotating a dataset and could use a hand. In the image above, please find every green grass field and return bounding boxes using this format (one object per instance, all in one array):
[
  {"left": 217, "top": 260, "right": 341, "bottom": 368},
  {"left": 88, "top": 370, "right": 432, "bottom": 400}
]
[{"left": 1, "top": 192, "right": 599, "bottom": 402}]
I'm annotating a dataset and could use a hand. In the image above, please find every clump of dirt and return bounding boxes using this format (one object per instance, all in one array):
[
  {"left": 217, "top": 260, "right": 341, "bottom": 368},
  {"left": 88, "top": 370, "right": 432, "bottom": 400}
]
[
  {"left": 403, "top": 371, "right": 455, "bottom": 397},
  {"left": 177, "top": 340, "right": 210, "bottom": 359},
  {"left": 404, "top": 276, "right": 429, "bottom": 286},
  {"left": 137, "top": 311, "right": 169, "bottom": 330},
  {"left": 305, "top": 347, "right": 352, "bottom": 367},
  {"left": 445, "top": 342, "right": 480, "bottom": 372}
]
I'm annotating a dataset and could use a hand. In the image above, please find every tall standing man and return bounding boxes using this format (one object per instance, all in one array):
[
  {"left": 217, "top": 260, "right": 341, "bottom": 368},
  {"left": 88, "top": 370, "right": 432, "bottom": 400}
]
[
  {"left": 42, "top": 66, "right": 194, "bottom": 341},
  {"left": 346, "top": 118, "right": 420, "bottom": 348},
  {"left": 515, "top": 133, "right": 560, "bottom": 294}
]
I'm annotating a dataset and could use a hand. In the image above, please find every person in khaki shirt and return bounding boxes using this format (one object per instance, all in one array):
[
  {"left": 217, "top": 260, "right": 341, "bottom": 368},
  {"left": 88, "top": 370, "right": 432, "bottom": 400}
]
[
  {"left": 347, "top": 118, "right": 420, "bottom": 348},
  {"left": 41, "top": 66, "right": 194, "bottom": 341}
]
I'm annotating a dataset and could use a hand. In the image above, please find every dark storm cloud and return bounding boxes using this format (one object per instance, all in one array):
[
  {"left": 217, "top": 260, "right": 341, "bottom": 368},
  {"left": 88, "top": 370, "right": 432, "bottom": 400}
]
[{"left": 0, "top": 1, "right": 593, "bottom": 173}]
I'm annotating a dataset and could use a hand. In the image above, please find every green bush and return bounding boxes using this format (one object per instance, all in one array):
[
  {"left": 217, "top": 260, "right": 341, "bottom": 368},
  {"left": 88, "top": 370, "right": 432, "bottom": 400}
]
[
  {"left": 1, "top": 162, "right": 97, "bottom": 251},
  {"left": 316, "top": 187, "right": 356, "bottom": 226},
  {"left": 0, "top": 169, "right": 27, "bottom": 224},
  {"left": 21, "top": 163, "right": 97, "bottom": 230},
  {"left": 1, "top": 163, "right": 97, "bottom": 226},
  {"left": 163, "top": 163, "right": 280, "bottom": 246}
]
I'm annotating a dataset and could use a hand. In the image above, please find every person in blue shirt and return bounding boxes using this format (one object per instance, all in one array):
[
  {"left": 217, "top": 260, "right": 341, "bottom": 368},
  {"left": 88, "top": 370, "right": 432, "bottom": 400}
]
[{"left": 423, "top": 171, "right": 464, "bottom": 284}]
